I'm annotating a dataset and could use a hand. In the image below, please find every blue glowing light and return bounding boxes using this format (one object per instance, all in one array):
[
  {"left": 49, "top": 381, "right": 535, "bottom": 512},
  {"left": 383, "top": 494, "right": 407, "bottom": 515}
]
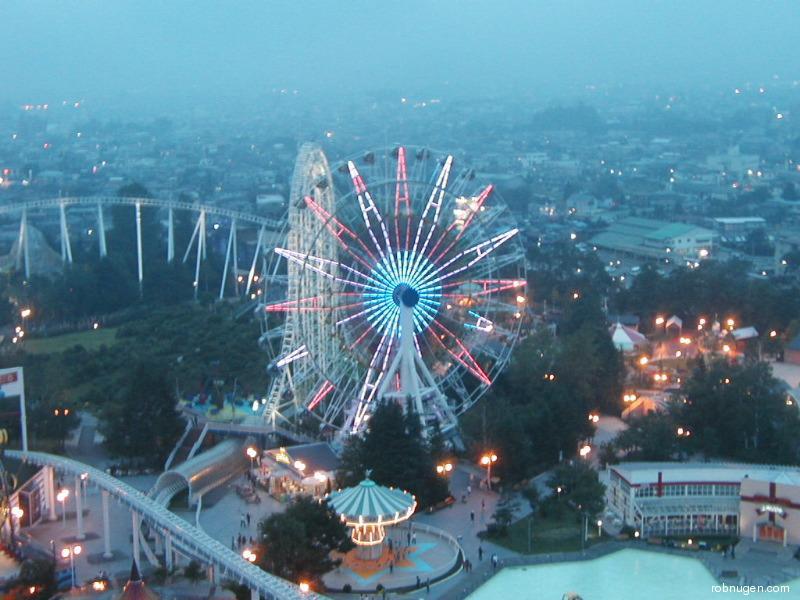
[{"left": 362, "top": 251, "right": 442, "bottom": 337}]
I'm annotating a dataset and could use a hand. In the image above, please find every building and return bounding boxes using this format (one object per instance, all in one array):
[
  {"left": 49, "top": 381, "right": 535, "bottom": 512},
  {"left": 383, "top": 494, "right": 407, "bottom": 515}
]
[
  {"left": 711, "top": 217, "right": 766, "bottom": 242},
  {"left": 606, "top": 462, "right": 800, "bottom": 546},
  {"left": 591, "top": 217, "right": 715, "bottom": 262},
  {"left": 609, "top": 322, "right": 648, "bottom": 353},
  {"left": 784, "top": 333, "right": 800, "bottom": 366},
  {"left": 259, "top": 442, "right": 339, "bottom": 498}
]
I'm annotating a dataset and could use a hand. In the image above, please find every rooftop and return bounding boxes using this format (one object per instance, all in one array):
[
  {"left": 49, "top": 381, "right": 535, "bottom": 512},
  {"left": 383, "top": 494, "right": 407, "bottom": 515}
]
[{"left": 611, "top": 461, "right": 800, "bottom": 487}]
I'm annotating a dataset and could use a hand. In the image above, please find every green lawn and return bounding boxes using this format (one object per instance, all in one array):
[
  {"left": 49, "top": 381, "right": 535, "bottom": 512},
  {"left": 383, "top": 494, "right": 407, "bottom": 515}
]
[
  {"left": 23, "top": 327, "right": 119, "bottom": 354},
  {"left": 489, "top": 511, "right": 606, "bottom": 554}
]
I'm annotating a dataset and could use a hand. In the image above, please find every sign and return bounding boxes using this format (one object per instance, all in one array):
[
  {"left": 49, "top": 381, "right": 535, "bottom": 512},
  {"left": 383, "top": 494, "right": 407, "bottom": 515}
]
[
  {"left": 0, "top": 367, "right": 27, "bottom": 451},
  {"left": 758, "top": 504, "right": 787, "bottom": 518}
]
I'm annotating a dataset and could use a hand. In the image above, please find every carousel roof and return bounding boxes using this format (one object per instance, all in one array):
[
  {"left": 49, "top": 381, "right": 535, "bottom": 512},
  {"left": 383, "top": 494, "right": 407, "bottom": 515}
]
[
  {"left": 328, "top": 477, "right": 416, "bottom": 523},
  {"left": 117, "top": 561, "right": 159, "bottom": 600}
]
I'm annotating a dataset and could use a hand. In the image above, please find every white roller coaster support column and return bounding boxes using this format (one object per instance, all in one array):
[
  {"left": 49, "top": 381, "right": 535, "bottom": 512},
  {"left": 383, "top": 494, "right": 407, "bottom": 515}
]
[
  {"left": 232, "top": 222, "right": 239, "bottom": 295},
  {"left": 97, "top": 203, "right": 107, "bottom": 258},
  {"left": 75, "top": 475, "right": 85, "bottom": 540},
  {"left": 15, "top": 208, "right": 30, "bottom": 279},
  {"left": 246, "top": 225, "right": 265, "bottom": 296},
  {"left": 59, "top": 201, "right": 73, "bottom": 264},
  {"left": 132, "top": 511, "right": 141, "bottom": 567},
  {"left": 194, "top": 210, "right": 205, "bottom": 300},
  {"left": 135, "top": 202, "right": 144, "bottom": 292},
  {"left": 102, "top": 490, "right": 112, "bottom": 558},
  {"left": 182, "top": 212, "right": 202, "bottom": 263},
  {"left": 220, "top": 218, "right": 236, "bottom": 300},
  {"left": 45, "top": 465, "right": 57, "bottom": 521},
  {"left": 164, "top": 531, "right": 173, "bottom": 571},
  {"left": 167, "top": 208, "right": 175, "bottom": 263}
]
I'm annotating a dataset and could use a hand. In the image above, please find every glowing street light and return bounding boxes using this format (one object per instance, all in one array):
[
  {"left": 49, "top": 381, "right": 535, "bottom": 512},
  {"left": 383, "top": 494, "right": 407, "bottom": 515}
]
[
  {"left": 56, "top": 489, "right": 70, "bottom": 524},
  {"left": 588, "top": 413, "right": 599, "bottom": 424},
  {"left": 242, "top": 549, "right": 256, "bottom": 563},
  {"left": 480, "top": 453, "right": 498, "bottom": 490},
  {"left": 61, "top": 544, "right": 82, "bottom": 588},
  {"left": 597, "top": 519, "right": 603, "bottom": 537},
  {"left": 655, "top": 316, "right": 665, "bottom": 326},
  {"left": 579, "top": 444, "right": 591, "bottom": 458},
  {"left": 436, "top": 462, "right": 453, "bottom": 475},
  {"left": 20, "top": 308, "right": 31, "bottom": 319},
  {"left": 299, "top": 581, "right": 311, "bottom": 593}
]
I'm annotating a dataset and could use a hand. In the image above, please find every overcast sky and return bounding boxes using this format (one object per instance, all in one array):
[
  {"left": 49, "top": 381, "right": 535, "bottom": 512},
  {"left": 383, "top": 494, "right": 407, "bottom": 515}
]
[{"left": 2, "top": 1, "right": 798, "bottom": 105}]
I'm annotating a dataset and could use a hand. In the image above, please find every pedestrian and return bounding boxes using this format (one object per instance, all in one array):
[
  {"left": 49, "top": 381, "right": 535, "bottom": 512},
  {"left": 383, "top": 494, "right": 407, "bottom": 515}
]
[
  {"left": 470, "top": 510, "right": 475, "bottom": 523},
  {"left": 389, "top": 561, "right": 394, "bottom": 574},
  {"left": 481, "top": 499, "right": 485, "bottom": 512},
  {"left": 412, "top": 532, "right": 416, "bottom": 545},
  {"left": 246, "top": 512, "right": 251, "bottom": 526},
  {"left": 416, "top": 575, "right": 421, "bottom": 589},
  {"left": 426, "top": 577, "right": 430, "bottom": 593},
  {"left": 478, "top": 545, "right": 483, "bottom": 561},
  {"left": 467, "top": 484, "right": 472, "bottom": 495},
  {"left": 407, "top": 531, "right": 411, "bottom": 545},
  {"left": 491, "top": 554, "right": 498, "bottom": 570},
  {"left": 731, "top": 546, "right": 736, "bottom": 559}
]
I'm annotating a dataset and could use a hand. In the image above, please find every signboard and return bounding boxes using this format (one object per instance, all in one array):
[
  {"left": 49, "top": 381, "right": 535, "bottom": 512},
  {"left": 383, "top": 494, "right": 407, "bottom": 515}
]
[{"left": 0, "top": 367, "right": 27, "bottom": 451}]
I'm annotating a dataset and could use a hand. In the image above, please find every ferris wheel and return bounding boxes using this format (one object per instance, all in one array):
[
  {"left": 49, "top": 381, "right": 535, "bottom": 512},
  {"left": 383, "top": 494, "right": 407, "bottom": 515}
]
[{"left": 264, "top": 145, "right": 527, "bottom": 438}]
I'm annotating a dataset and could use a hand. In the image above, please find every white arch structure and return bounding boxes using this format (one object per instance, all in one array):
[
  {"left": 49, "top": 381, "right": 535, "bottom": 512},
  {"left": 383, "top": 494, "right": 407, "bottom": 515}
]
[
  {"left": 6, "top": 450, "right": 321, "bottom": 600},
  {"left": 4, "top": 196, "right": 284, "bottom": 300}
]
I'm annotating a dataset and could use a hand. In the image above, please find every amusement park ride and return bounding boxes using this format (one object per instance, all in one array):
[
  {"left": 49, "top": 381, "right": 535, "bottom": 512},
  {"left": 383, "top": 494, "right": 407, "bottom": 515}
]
[
  {"left": 0, "top": 144, "right": 526, "bottom": 444},
  {"left": 261, "top": 144, "right": 527, "bottom": 441}
]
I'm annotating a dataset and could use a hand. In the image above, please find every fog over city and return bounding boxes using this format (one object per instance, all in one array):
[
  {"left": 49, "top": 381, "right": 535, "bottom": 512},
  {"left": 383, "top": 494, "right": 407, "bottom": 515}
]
[{"left": 2, "top": 0, "right": 799, "bottom": 105}]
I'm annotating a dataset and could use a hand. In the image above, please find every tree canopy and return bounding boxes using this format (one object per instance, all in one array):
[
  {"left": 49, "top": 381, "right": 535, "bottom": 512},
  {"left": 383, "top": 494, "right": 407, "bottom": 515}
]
[
  {"left": 337, "top": 401, "right": 450, "bottom": 509},
  {"left": 255, "top": 495, "right": 353, "bottom": 586}
]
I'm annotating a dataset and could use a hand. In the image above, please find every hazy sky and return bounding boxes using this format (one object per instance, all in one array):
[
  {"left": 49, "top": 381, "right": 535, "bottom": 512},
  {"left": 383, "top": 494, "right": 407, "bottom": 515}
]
[{"left": 2, "top": 1, "right": 798, "bottom": 104}]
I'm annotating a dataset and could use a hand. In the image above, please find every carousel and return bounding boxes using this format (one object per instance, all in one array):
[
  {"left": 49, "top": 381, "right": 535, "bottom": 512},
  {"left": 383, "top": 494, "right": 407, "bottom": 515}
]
[{"left": 327, "top": 474, "right": 416, "bottom": 560}]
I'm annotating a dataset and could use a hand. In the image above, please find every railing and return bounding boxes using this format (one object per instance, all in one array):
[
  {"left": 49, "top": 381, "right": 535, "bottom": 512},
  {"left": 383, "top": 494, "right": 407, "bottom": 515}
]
[
  {"left": 165, "top": 420, "right": 193, "bottom": 471},
  {"left": 7, "top": 450, "right": 322, "bottom": 600}
]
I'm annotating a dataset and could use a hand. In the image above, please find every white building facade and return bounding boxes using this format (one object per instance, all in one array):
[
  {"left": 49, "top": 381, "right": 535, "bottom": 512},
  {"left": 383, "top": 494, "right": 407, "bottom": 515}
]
[{"left": 606, "top": 462, "right": 800, "bottom": 547}]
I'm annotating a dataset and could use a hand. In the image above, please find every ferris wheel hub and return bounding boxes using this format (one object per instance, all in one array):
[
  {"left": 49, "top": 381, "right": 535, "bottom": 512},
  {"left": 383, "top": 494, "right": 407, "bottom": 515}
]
[{"left": 392, "top": 283, "right": 420, "bottom": 308}]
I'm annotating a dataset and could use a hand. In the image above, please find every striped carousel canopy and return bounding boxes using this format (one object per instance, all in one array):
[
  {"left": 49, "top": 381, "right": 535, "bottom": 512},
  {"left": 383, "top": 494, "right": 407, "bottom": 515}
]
[{"left": 328, "top": 477, "right": 416, "bottom": 525}]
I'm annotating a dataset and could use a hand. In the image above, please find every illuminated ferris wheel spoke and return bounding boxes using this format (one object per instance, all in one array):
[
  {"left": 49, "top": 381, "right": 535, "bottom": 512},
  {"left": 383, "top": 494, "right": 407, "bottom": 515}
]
[
  {"left": 431, "top": 184, "right": 494, "bottom": 263},
  {"left": 441, "top": 278, "right": 527, "bottom": 299},
  {"left": 418, "top": 227, "right": 520, "bottom": 288},
  {"left": 428, "top": 320, "right": 492, "bottom": 385},
  {"left": 275, "top": 247, "right": 383, "bottom": 291},
  {"left": 408, "top": 156, "right": 453, "bottom": 279},
  {"left": 304, "top": 195, "right": 378, "bottom": 271},
  {"left": 307, "top": 379, "right": 335, "bottom": 412},
  {"left": 348, "top": 161, "right": 401, "bottom": 280},
  {"left": 352, "top": 311, "right": 400, "bottom": 431},
  {"left": 394, "top": 147, "right": 412, "bottom": 252}
]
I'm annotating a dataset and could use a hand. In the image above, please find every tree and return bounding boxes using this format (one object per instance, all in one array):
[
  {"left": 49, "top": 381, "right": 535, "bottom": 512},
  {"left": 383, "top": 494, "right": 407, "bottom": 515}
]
[
  {"left": 461, "top": 331, "right": 597, "bottom": 482},
  {"left": 611, "top": 411, "right": 680, "bottom": 461},
  {"left": 99, "top": 361, "right": 184, "bottom": 466},
  {"left": 486, "top": 493, "right": 518, "bottom": 538},
  {"left": 337, "top": 401, "right": 449, "bottom": 508},
  {"left": 256, "top": 496, "right": 353, "bottom": 586},
  {"left": 676, "top": 359, "right": 800, "bottom": 463},
  {"left": 545, "top": 461, "right": 605, "bottom": 518}
]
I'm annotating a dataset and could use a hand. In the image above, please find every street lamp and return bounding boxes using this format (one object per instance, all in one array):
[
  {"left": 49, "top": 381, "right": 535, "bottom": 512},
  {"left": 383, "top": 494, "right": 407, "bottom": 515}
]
[
  {"left": 61, "top": 544, "right": 82, "bottom": 589},
  {"left": 480, "top": 453, "right": 498, "bottom": 490},
  {"left": 435, "top": 462, "right": 453, "bottom": 475},
  {"left": 246, "top": 446, "right": 258, "bottom": 468},
  {"left": 579, "top": 444, "right": 592, "bottom": 458},
  {"left": 299, "top": 581, "right": 310, "bottom": 593},
  {"left": 596, "top": 519, "right": 603, "bottom": 537},
  {"left": 56, "top": 489, "right": 70, "bottom": 524},
  {"left": 242, "top": 549, "right": 256, "bottom": 563}
]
